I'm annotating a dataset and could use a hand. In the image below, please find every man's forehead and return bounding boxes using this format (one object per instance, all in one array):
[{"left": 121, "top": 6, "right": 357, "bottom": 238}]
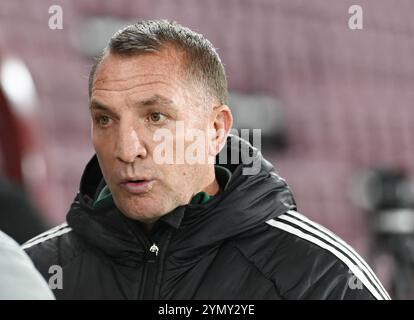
[
  {"left": 92, "top": 51, "right": 187, "bottom": 92},
  {"left": 91, "top": 47, "right": 211, "bottom": 108},
  {"left": 97, "top": 47, "right": 185, "bottom": 75}
]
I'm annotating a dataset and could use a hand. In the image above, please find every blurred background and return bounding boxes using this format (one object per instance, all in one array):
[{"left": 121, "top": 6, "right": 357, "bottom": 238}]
[{"left": 0, "top": 0, "right": 413, "bottom": 298}]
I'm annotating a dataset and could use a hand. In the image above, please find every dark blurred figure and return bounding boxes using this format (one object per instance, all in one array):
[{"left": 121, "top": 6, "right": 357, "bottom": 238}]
[
  {"left": 0, "top": 50, "right": 52, "bottom": 243},
  {"left": 354, "top": 167, "right": 414, "bottom": 299},
  {"left": 0, "top": 178, "right": 48, "bottom": 244}
]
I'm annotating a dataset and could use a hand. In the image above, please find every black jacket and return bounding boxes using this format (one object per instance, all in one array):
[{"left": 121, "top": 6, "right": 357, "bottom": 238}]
[{"left": 23, "top": 137, "right": 390, "bottom": 300}]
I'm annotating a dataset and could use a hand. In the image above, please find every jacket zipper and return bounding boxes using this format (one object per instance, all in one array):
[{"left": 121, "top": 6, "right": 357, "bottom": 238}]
[
  {"left": 140, "top": 228, "right": 174, "bottom": 300},
  {"left": 134, "top": 223, "right": 174, "bottom": 300},
  {"left": 143, "top": 242, "right": 160, "bottom": 299},
  {"left": 150, "top": 243, "right": 159, "bottom": 256},
  {"left": 138, "top": 242, "right": 158, "bottom": 300}
]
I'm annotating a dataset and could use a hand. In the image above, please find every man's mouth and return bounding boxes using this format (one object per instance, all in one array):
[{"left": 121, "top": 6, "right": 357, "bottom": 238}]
[{"left": 120, "top": 179, "right": 155, "bottom": 194}]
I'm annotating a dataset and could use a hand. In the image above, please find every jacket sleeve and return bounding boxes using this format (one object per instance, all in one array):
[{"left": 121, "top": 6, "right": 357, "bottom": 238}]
[
  {"left": 265, "top": 222, "right": 391, "bottom": 300},
  {"left": 296, "top": 259, "right": 383, "bottom": 300}
]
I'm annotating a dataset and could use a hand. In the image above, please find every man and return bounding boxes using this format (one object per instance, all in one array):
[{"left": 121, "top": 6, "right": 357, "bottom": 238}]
[
  {"left": 23, "top": 20, "right": 390, "bottom": 300},
  {"left": 0, "top": 230, "right": 54, "bottom": 299}
]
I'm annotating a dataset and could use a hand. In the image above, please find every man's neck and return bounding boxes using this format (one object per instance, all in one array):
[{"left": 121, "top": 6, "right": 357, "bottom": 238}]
[
  {"left": 199, "top": 164, "right": 220, "bottom": 196},
  {"left": 142, "top": 173, "right": 219, "bottom": 234},
  {"left": 201, "top": 177, "right": 220, "bottom": 196}
]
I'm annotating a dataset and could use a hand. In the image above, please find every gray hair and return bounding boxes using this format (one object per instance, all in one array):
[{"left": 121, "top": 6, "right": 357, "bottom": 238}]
[{"left": 88, "top": 19, "right": 228, "bottom": 105}]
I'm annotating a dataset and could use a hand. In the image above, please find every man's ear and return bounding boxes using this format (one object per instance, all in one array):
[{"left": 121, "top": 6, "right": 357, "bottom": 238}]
[{"left": 209, "top": 105, "right": 233, "bottom": 156}]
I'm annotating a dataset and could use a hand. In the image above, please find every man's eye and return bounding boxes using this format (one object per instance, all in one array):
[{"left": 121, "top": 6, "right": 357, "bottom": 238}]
[
  {"left": 97, "top": 115, "right": 111, "bottom": 126},
  {"left": 149, "top": 112, "right": 167, "bottom": 124}
]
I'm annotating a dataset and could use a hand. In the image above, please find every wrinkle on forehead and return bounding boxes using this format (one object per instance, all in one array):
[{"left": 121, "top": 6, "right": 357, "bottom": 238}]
[
  {"left": 95, "top": 73, "right": 166, "bottom": 83},
  {"left": 93, "top": 80, "right": 178, "bottom": 94}
]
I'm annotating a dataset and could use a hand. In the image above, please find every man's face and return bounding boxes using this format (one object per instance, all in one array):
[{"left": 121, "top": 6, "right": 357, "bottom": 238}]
[{"left": 90, "top": 49, "right": 216, "bottom": 223}]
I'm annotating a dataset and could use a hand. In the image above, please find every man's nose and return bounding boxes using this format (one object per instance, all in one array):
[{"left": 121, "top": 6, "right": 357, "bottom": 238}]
[{"left": 115, "top": 125, "right": 147, "bottom": 163}]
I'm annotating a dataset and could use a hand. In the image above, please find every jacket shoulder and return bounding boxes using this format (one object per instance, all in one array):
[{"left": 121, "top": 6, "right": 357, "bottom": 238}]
[
  {"left": 22, "top": 223, "right": 84, "bottom": 278},
  {"left": 232, "top": 210, "right": 390, "bottom": 300}
]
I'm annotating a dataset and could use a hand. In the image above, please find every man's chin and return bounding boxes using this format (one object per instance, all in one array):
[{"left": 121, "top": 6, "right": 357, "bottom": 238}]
[{"left": 115, "top": 201, "right": 170, "bottom": 223}]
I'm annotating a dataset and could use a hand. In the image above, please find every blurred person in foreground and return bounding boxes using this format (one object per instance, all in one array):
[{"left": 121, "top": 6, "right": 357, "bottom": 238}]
[
  {"left": 0, "top": 178, "right": 48, "bottom": 244},
  {"left": 0, "top": 230, "right": 54, "bottom": 299},
  {"left": 23, "top": 20, "right": 390, "bottom": 300}
]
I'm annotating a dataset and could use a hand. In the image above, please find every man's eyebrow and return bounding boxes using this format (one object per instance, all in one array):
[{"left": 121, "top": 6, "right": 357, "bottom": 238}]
[
  {"left": 89, "top": 100, "right": 113, "bottom": 112},
  {"left": 136, "top": 94, "right": 174, "bottom": 107}
]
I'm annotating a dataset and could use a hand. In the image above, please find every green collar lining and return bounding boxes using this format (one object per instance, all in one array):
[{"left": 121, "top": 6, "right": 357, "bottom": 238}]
[{"left": 93, "top": 184, "right": 113, "bottom": 209}]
